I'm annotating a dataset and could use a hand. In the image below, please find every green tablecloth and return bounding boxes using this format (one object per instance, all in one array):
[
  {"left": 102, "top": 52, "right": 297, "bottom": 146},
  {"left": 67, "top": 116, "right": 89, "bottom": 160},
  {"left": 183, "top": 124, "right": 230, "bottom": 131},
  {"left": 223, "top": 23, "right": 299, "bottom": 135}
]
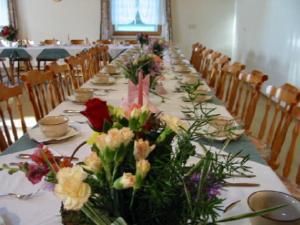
[
  {"left": 36, "top": 48, "right": 70, "bottom": 61},
  {"left": 0, "top": 48, "right": 31, "bottom": 60}
]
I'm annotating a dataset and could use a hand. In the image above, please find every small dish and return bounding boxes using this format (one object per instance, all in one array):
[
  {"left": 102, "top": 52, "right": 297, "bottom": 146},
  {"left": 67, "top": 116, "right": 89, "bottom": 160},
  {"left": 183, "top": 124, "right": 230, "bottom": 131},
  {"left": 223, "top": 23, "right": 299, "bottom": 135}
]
[
  {"left": 173, "top": 65, "right": 190, "bottom": 73},
  {"left": 74, "top": 88, "right": 93, "bottom": 103},
  {"left": 91, "top": 76, "right": 116, "bottom": 85},
  {"left": 248, "top": 190, "right": 300, "bottom": 225},
  {"left": 38, "top": 116, "right": 69, "bottom": 138},
  {"left": 101, "top": 64, "right": 120, "bottom": 75},
  {"left": 204, "top": 116, "right": 244, "bottom": 141}
]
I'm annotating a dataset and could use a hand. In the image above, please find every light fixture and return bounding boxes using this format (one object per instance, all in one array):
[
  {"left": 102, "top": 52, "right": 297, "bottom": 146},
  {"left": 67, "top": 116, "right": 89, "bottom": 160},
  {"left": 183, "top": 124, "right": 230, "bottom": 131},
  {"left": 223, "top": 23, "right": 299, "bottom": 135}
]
[{"left": 53, "top": 0, "right": 62, "bottom": 2}]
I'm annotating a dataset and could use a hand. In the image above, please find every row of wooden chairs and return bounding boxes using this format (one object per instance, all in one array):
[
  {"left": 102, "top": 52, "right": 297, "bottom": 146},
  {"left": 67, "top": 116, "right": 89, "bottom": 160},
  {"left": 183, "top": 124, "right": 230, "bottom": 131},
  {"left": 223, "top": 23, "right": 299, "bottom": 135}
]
[
  {"left": 43, "top": 39, "right": 86, "bottom": 45},
  {"left": 0, "top": 45, "right": 111, "bottom": 150},
  {"left": 190, "top": 42, "right": 300, "bottom": 194}
]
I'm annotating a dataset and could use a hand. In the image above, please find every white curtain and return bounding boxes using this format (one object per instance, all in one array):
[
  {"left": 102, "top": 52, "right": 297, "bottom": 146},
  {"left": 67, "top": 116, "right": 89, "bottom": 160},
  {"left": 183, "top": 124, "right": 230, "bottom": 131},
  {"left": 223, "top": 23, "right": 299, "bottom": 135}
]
[
  {"left": 111, "top": 0, "right": 137, "bottom": 25},
  {"left": 138, "top": 0, "right": 163, "bottom": 25},
  {"left": 0, "top": 0, "right": 9, "bottom": 27}
]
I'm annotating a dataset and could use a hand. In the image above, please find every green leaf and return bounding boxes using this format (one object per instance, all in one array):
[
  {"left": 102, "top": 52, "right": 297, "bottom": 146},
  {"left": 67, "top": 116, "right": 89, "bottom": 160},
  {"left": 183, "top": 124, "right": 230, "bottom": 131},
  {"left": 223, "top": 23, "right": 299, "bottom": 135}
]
[{"left": 111, "top": 217, "right": 127, "bottom": 225}]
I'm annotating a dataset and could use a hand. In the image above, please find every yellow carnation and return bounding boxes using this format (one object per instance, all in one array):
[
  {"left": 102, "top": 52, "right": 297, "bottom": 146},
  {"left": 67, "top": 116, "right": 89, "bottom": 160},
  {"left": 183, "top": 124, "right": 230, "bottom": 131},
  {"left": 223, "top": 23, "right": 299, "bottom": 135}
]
[{"left": 54, "top": 166, "right": 91, "bottom": 211}]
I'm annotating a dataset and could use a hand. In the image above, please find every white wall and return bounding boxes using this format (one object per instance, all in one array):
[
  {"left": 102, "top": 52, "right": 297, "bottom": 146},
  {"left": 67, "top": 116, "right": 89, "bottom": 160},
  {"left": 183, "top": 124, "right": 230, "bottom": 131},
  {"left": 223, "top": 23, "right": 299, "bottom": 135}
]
[
  {"left": 172, "top": 0, "right": 235, "bottom": 58},
  {"left": 232, "top": 0, "right": 300, "bottom": 88},
  {"left": 16, "top": 0, "right": 101, "bottom": 43}
]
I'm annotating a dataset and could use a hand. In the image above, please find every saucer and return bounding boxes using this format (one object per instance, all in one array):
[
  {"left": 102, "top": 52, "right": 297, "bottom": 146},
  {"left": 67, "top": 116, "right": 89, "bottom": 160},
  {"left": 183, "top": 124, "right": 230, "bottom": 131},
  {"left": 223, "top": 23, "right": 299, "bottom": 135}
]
[
  {"left": 91, "top": 77, "right": 116, "bottom": 85},
  {"left": 28, "top": 126, "right": 79, "bottom": 143}
]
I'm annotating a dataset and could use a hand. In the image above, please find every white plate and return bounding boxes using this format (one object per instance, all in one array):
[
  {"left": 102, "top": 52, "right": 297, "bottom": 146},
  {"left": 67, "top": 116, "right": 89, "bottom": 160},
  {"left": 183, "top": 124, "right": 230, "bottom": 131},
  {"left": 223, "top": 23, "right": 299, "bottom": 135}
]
[
  {"left": 67, "top": 95, "right": 88, "bottom": 104},
  {"left": 28, "top": 126, "right": 79, "bottom": 143},
  {"left": 202, "top": 117, "right": 245, "bottom": 141}
]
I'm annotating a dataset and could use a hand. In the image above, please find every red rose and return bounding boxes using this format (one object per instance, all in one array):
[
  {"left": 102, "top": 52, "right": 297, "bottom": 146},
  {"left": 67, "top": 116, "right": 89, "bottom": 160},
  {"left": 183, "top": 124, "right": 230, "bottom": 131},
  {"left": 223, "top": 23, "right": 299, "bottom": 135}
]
[{"left": 81, "top": 98, "right": 112, "bottom": 131}]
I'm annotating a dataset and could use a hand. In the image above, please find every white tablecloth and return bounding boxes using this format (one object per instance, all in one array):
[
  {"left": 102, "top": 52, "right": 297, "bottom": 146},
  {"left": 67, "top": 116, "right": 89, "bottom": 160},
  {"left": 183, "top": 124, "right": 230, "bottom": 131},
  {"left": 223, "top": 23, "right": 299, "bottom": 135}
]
[{"left": 0, "top": 50, "right": 288, "bottom": 225}]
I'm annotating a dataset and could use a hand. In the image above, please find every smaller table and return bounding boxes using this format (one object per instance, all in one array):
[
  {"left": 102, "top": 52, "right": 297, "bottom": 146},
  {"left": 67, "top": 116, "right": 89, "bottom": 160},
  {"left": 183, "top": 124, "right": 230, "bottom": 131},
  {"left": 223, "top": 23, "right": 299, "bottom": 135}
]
[
  {"left": 0, "top": 48, "right": 32, "bottom": 84},
  {"left": 36, "top": 48, "right": 71, "bottom": 70}
]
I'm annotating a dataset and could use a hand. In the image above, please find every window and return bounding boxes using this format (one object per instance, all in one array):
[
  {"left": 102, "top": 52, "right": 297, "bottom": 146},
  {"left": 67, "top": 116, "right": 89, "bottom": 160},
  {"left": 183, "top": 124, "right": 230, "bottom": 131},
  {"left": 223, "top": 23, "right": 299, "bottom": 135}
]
[
  {"left": 0, "top": 0, "right": 9, "bottom": 27},
  {"left": 111, "top": 0, "right": 163, "bottom": 35}
]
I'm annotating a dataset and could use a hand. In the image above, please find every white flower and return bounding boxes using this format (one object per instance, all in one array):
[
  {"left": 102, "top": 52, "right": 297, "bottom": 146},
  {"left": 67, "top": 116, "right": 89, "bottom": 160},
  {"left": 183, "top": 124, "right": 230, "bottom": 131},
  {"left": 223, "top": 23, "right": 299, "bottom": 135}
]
[
  {"left": 84, "top": 152, "right": 102, "bottom": 172},
  {"left": 136, "top": 159, "right": 151, "bottom": 178},
  {"left": 54, "top": 166, "right": 91, "bottom": 211},
  {"left": 113, "top": 172, "right": 136, "bottom": 189},
  {"left": 134, "top": 139, "right": 156, "bottom": 161},
  {"left": 160, "top": 114, "right": 188, "bottom": 134},
  {"left": 96, "top": 127, "right": 134, "bottom": 151}
]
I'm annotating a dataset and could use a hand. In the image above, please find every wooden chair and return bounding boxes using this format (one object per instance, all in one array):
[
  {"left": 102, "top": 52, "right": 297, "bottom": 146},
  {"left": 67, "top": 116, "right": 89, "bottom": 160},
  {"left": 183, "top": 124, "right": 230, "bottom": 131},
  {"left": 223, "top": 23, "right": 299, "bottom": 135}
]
[
  {"left": 21, "top": 70, "right": 61, "bottom": 122},
  {"left": 268, "top": 84, "right": 300, "bottom": 169},
  {"left": 191, "top": 45, "right": 206, "bottom": 71},
  {"left": 249, "top": 84, "right": 300, "bottom": 163},
  {"left": 222, "top": 62, "right": 246, "bottom": 108},
  {"left": 232, "top": 70, "right": 268, "bottom": 130},
  {"left": 201, "top": 51, "right": 222, "bottom": 80},
  {"left": 46, "top": 63, "right": 76, "bottom": 99},
  {"left": 0, "top": 83, "right": 26, "bottom": 151},
  {"left": 70, "top": 39, "right": 85, "bottom": 45},
  {"left": 65, "top": 55, "right": 88, "bottom": 86},
  {"left": 43, "top": 39, "right": 57, "bottom": 45},
  {"left": 207, "top": 55, "right": 231, "bottom": 88},
  {"left": 198, "top": 49, "right": 213, "bottom": 75},
  {"left": 216, "top": 62, "right": 246, "bottom": 104},
  {"left": 276, "top": 107, "right": 300, "bottom": 198},
  {"left": 96, "top": 45, "right": 110, "bottom": 68},
  {"left": 190, "top": 42, "right": 200, "bottom": 66},
  {"left": 97, "top": 40, "right": 112, "bottom": 45}
]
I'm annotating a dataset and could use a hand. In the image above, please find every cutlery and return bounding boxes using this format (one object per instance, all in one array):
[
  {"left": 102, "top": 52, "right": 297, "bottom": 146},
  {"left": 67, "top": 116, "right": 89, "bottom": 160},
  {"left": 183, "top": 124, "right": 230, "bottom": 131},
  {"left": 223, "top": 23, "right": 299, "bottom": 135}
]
[
  {"left": 0, "top": 188, "right": 41, "bottom": 200},
  {"left": 16, "top": 153, "right": 79, "bottom": 161},
  {"left": 63, "top": 109, "right": 81, "bottom": 113},
  {"left": 224, "top": 182, "right": 260, "bottom": 187}
]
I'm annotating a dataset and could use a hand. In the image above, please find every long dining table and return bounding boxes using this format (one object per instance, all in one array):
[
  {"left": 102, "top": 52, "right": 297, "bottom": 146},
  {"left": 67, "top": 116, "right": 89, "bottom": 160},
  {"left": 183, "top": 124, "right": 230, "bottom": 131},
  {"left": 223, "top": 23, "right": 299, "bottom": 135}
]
[{"left": 0, "top": 47, "right": 288, "bottom": 225}]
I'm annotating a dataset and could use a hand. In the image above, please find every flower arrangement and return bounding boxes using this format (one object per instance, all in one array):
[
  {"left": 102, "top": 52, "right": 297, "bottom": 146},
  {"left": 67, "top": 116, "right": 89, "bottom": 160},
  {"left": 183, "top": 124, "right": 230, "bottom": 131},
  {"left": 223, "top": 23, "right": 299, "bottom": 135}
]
[
  {"left": 136, "top": 33, "right": 149, "bottom": 47},
  {"left": 1, "top": 93, "right": 282, "bottom": 225},
  {"left": 0, "top": 25, "right": 17, "bottom": 42},
  {"left": 122, "top": 53, "right": 162, "bottom": 86},
  {"left": 148, "top": 38, "right": 168, "bottom": 58}
]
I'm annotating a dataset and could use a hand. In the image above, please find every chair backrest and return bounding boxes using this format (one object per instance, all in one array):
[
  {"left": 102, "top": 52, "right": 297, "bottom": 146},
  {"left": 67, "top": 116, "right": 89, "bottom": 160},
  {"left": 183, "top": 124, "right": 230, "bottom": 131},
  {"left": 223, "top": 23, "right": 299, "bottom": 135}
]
[
  {"left": 207, "top": 55, "right": 231, "bottom": 88},
  {"left": 21, "top": 70, "right": 61, "bottom": 122},
  {"left": 97, "top": 40, "right": 112, "bottom": 45},
  {"left": 190, "top": 42, "right": 201, "bottom": 66},
  {"left": 70, "top": 39, "right": 85, "bottom": 45},
  {"left": 0, "top": 83, "right": 27, "bottom": 150},
  {"left": 233, "top": 70, "right": 268, "bottom": 130},
  {"left": 191, "top": 45, "right": 206, "bottom": 71},
  {"left": 46, "top": 62, "right": 76, "bottom": 99},
  {"left": 43, "top": 39, "right": 57, "bottom": 45},
  {"left": 282, "top": 107, "right": 300, "bottom": 179},
  {"left": 198, "top": 48, "right": 213, "bottom": 75},
  {"left": 268, "top": 84, "right": 300, "bottom": 169},
  {"left": 220, "top": 62, "right": 246, "bottom": 104},
  {"left": 65, "top": 55, "right": 88, "bottom": 86},
  {"left": 96, "top": 45, "right": 110, "bottom": 67},
  {"left": 201, "top": 51, "right": 222, "bottom": 79}
]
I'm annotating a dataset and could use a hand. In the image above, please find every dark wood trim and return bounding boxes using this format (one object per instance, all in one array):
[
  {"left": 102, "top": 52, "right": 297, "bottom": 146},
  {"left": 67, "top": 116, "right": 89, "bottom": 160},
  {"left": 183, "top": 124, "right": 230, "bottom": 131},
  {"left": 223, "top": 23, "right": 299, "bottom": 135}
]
[{"left": 112, "top": 25, "right": 162, "bottom": 36}]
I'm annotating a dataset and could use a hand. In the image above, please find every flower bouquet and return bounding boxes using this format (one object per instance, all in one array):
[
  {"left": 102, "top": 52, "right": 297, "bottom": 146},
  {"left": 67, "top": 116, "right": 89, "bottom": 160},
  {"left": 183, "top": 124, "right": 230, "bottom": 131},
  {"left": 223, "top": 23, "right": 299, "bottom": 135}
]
[
  {"left": 0, "top": 26, "right": 17, "bottom": 42},
  {"left": 136, "top": 33, "right": 149, "bottom": 48},
  {"left": 1, "top": 96, "right": 283, "bottom": 225},
  {"left": 148, "top": 39, "right": 168, "bottom": 58}
]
